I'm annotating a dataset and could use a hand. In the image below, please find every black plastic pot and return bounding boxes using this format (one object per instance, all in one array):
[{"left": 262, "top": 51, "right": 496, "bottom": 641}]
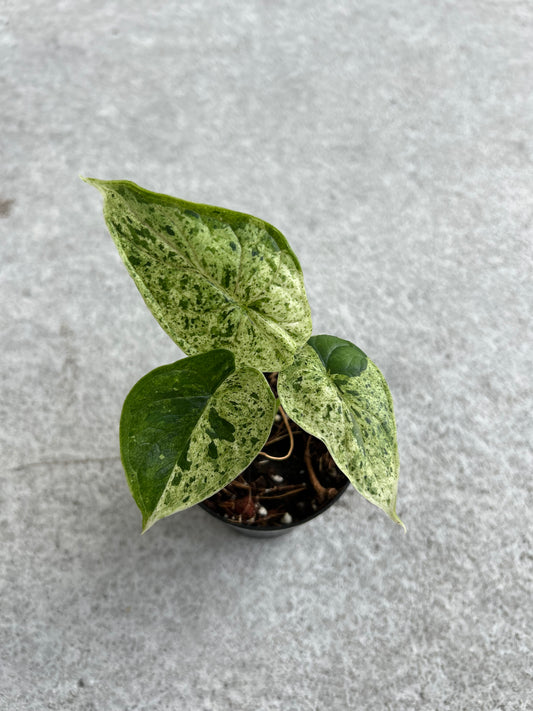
[{"left": 198, "top": 480, "right": 350, "bottom": 538}]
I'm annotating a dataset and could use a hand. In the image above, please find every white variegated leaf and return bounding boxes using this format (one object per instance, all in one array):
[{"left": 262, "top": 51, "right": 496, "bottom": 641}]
[
  {"left": 85, "top": 178, "right": 312, "bottom": 371},
  {"left": 278, "top": 335, "right": 402, "bottom": 527}
]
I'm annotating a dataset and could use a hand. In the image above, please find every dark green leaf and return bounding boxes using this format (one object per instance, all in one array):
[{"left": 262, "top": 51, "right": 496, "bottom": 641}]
[
  {"left": 277, "top": 335, "right": 402, "bottom": 527},
  {"left": 84, "top": 178, "right": 312, "bottom": 371},
  {"left": 308, "top": 334, "right": 368, "bottom": 377},
  {"left": 120, "top": 349, "right": 276, "bottom": 531}
]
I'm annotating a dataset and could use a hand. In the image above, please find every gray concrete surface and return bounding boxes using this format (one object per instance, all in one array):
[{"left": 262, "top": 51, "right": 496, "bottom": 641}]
[{"left": 1, "top": 1, "right": 532, "bottom": 709}]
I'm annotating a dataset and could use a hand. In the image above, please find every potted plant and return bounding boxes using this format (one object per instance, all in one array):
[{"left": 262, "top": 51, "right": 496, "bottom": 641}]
[{"left": 85, "top": 178, "right": 403, "bottom": 535}]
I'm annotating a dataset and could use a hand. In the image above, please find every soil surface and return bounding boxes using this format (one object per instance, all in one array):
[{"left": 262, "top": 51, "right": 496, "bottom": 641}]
[{"left": 201, "top": 374, "right": 348, "bottom": 528}]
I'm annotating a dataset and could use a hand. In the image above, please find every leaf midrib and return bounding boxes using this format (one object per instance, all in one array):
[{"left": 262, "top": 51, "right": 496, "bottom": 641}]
[
  {"left": 144, "top": 373, "right": 232, "bottom": 527},
  {"left": 120, "top": 200, "right": 296, "bottom": 336}
]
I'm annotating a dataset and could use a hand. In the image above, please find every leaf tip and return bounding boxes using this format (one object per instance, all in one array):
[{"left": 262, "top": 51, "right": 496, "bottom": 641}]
[
  {"left": 141, "top": 515, "right": 156, "bottom": 534},
  {"left": 80, "top": 176, "right": 107, "bottom": 194},
  {"left": 390, "top": 508, "right": 406, "bottom": 533}
]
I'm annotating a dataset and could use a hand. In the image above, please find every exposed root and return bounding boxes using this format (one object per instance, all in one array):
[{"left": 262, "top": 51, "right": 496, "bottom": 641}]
[{"left": 259, "top": 407, "right": 294, "bottom": 461}]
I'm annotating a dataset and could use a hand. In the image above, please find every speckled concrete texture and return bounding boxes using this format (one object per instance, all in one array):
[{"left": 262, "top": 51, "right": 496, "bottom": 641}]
[{"left": 1, "top": 1, "right": 532, "bottom": 709}]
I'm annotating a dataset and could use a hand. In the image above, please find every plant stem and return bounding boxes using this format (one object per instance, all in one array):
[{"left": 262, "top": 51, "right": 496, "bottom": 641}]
[{"left": 304, "top": 436, "right": 334, "bottom": 504}]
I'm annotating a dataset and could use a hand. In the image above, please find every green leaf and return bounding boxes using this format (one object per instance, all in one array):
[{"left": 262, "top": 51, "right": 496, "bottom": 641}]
[
  {"left": 119, "top": 349, "right": 276, "bottom": 531},
  {"left": 84, "top": 178, "right": 312, "bottom": 371},
  {"left": 277, "top": 335, "right": 403, "bottom": 527}
]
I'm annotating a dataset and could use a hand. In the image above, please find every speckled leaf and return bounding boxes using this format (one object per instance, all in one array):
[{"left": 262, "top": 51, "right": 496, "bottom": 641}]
[
  {"left": 120, "top": 349, "right": 276, "bottom": 531},
  {"left": 277, "top": 335, "right": 402, "bottom": 526},
  {"left": 85, "top": 178, "right": 312, "bottom": 371}
]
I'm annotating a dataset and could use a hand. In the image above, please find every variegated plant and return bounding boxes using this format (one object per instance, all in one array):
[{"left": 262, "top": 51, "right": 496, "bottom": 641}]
[{"left": 86, "top": 179, "right": 403, "bottom": 531}]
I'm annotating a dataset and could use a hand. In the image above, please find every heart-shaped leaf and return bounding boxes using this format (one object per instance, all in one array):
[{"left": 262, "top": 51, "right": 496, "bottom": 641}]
[
  {"left": 120, "top": 349, "right": 276, "bottom": 531},
  {"left": 85, "top": 178, "right": 312, "bottom": 372},
  {"left": 277, "top": 335, "right": 402, "bottom": 526}
]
